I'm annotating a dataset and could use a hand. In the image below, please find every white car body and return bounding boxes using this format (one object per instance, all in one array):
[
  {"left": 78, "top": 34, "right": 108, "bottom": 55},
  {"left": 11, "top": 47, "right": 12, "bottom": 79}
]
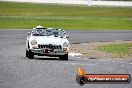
[{"left": 26, "top": 27, "right": 69, "bottom": 60}]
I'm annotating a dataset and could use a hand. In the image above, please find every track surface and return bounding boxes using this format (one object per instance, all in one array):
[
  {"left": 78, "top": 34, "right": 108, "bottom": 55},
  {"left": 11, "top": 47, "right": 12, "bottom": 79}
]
[{"left": 0, "top": 30, "right": 132, "bottom": 88}]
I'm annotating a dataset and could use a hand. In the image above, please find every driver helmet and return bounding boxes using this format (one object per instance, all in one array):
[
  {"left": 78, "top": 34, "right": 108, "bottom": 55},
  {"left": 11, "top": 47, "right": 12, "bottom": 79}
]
[
  {"left": 32, "top": 25, "right": 44, "bottom": 34},
  {"left": 36, "top": 25, "right": 44, "bottom": 29}
]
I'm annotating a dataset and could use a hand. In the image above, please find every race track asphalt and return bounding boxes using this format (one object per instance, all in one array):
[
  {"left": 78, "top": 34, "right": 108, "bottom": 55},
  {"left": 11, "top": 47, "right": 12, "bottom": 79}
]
[{"left": 0, "top": 30, "right": 132, "bottom": 88}]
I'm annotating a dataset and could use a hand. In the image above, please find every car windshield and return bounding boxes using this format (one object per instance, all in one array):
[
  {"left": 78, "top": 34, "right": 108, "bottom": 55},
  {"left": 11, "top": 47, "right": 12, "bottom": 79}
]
[{"left": 32, "top": 28, "right": 65, "bottom": 37}]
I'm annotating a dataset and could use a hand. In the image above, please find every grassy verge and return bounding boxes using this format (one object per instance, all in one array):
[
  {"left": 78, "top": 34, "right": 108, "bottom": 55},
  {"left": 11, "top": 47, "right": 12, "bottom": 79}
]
[
  {"left": 97, "top": 43, "right": 132, "bottom": 58},
  {"left": 0, "top": 1, "right": 132, "bottom": 29}
]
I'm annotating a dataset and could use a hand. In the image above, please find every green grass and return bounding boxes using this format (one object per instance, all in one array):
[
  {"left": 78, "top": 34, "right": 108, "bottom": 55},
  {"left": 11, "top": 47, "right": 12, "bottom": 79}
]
[
  {"left": 0, "top": 1, "right": 132, "bottom": 29},
  {"left": 97, "top": 43, "right": 132, "bottom": 57}
]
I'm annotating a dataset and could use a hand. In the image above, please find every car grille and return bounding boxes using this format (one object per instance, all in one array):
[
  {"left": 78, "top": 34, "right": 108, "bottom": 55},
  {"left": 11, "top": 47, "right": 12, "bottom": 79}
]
[{"left": 38, "top": 44, "right": 62, "bottom": 49}]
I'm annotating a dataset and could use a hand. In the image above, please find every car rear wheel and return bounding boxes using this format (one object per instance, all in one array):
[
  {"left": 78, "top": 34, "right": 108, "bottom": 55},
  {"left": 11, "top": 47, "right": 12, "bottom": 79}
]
[{"left": 59, "top": 54, "right": 68, "bottom": 61}]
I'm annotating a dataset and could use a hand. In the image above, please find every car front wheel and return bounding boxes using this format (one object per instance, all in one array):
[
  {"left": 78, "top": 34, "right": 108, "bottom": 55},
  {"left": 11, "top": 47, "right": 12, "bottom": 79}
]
[
  {"left": 26, "top": 50, "right": 28, "bottom": 57},
  {"left": 59, "top": 54, "right": 68, "bottom": 61},
  {"left": 26, "top": 50, "right": 34, "bottom": 59}
]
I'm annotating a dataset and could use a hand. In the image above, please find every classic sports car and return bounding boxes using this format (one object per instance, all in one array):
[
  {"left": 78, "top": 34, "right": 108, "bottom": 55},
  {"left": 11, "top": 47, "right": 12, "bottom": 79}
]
[{"left": 26, "top": 26, "right": 69, "bottom": 60}]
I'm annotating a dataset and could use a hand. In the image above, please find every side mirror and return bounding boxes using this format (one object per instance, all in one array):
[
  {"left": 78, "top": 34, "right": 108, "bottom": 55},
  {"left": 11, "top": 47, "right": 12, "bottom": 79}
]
[
  {"left": 66, "top": 35, "right": 69, "bottom": 38},
  {"left": 27, "top": 32, "right": 31, "bottom": 35},
  {"left": 33, "top": 28, "right": 36, "bottom": 30}
]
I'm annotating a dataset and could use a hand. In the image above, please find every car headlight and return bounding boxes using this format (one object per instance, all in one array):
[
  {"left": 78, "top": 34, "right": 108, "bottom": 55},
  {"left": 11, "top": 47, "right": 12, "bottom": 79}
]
[
  {"left": 63, "top": 42, "right": 69, "bottom": 47},
  {"left": 31, "top": 39, "right": 37, "bottom": 45}
]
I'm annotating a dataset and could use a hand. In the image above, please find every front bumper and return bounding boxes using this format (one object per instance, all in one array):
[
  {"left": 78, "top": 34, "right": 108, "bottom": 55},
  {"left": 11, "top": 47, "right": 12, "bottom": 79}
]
[{"left": 31, "top": 49, "right": 68, "bottom": 56}]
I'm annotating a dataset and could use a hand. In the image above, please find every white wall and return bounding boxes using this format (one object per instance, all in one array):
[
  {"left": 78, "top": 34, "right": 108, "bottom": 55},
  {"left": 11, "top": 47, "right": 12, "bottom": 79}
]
[{"left": 1, "top": 0, "right": 132, "bottom": 6}]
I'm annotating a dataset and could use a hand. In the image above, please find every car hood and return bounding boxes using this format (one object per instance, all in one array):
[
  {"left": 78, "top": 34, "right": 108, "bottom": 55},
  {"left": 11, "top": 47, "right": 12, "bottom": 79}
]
[{"left": 31, "top": 36, "right": 68, "bottom": 45}]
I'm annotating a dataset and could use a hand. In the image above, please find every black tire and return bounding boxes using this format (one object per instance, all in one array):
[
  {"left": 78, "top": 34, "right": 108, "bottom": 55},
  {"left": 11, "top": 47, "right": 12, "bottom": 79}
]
[
  {"left": 28, "top": 50, "right": 34, "bottom": 59},
  {"left": 76, "top": 75, "right": 86, "bottom": 85},
  {"left": 64, "top": 54, "right": 68, "bottom": 60},
  {"left": 59, "top": 54, "right": 68, "bottom": 61},
  {"left": 26, "top": 50, "right": 29, "bottom": 58}
]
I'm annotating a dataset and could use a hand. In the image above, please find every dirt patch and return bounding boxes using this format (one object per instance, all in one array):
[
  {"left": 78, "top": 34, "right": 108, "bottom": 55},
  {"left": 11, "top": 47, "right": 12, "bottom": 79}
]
[{"left": 70, "top": 41, "right": 132, "bottom": 62}]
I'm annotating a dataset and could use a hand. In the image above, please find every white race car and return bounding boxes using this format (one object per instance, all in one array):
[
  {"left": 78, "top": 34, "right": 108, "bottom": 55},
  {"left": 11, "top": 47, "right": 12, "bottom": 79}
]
[{"left": 26, "top": 26, "right": 69, "bottom": 60}]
